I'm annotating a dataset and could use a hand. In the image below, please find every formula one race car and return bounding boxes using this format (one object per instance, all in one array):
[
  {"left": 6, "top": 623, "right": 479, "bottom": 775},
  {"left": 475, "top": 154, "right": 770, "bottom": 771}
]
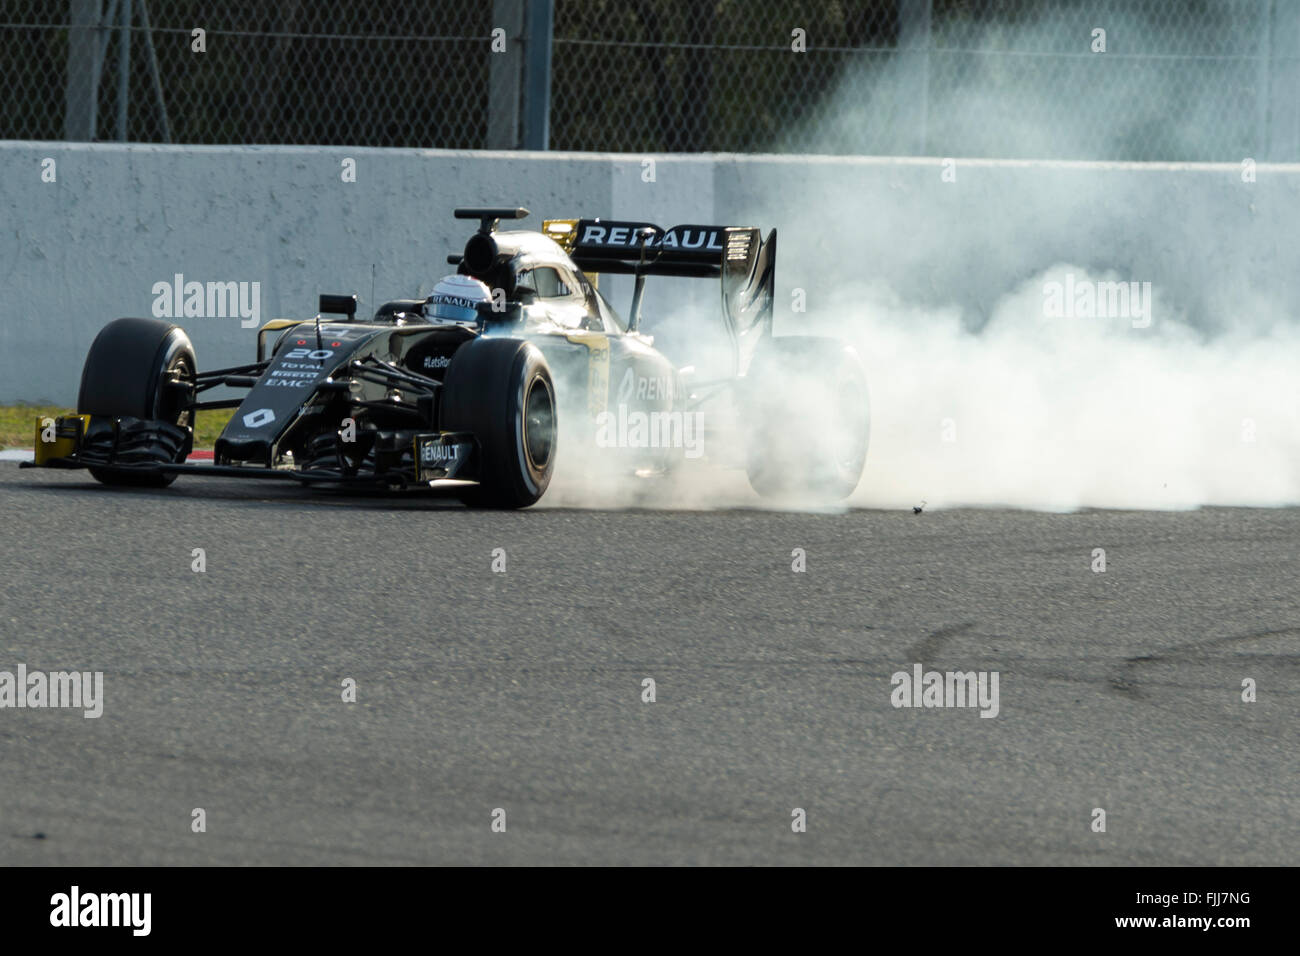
[{"left": 27, "top": 207, "right": 869, "bottom": 507}]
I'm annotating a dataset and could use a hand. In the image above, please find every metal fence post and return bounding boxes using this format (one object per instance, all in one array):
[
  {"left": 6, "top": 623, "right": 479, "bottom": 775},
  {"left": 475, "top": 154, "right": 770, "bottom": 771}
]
[
  {"left": 116, "top": 0, "right": 132, "bottom": 141},
  {"left": 522, "top": 0, "right": 553, "bottom": 150},
  {"left": 137, "top": 0, "right": 171, "bottom": 142},
  {"left": 1268, "top": 0, "right": 1300, "bottom": 160},
  {"left": 898, "top": 0, "right": 932, "bottom": 156},
  {"left": 65, "top": 0, "right": 104, "bottom": 140},
  {"left": 1254, "top": 0, "right": 1272, "bottom": 160},
  {"left": 488, "top": 0, "right": 525, "bottom": 148}
]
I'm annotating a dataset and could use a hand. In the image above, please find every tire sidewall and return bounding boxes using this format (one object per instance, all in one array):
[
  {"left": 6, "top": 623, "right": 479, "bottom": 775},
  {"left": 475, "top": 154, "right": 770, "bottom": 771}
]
[
  {"left": 78, "top": 318, "right": 195, "bottom": 427},
  {"left": 507, "top": 346, "right": 555, "bottom": 502},
  {"left": 743, "top": 335, "right": 870, "bottom": 500},
  {"left": 77, "top": 318, "right": 196, "bottom": 486},
  {"left": 441, "top": 337, "right": 557, "bottom": 508}
]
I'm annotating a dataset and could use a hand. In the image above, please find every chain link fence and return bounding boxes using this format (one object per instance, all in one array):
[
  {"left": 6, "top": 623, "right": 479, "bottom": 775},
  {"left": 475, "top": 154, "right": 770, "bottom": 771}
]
[{"left": 1, "top": 0, "right": 1296, "bottom": 160}]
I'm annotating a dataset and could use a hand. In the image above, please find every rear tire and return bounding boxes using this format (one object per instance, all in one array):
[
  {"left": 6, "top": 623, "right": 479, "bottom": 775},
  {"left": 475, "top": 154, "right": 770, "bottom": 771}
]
[
  {"left": 77, "top": 317, "right": 196, "bottom": 487},
  {"left": 441, "top": 337, "right": 557, "bottom": 508},
  {"left": 742, "top": 336, "right": 869, "bottom": 501}
]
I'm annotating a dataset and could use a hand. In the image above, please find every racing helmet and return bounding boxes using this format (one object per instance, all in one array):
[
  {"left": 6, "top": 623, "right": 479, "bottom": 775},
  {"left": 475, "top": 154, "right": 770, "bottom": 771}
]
[{"left": 426, "top": 274, "right": 492, "bottom": 324}]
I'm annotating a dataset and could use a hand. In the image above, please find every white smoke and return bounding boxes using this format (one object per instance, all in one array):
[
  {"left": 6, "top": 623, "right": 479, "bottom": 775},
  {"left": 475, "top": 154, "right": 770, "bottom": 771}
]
[
  {"left": 544, "top": 261, "right": 1300, "bottom": 512},
  {"left": 543, "top": 4, "right": 1300, "bottom": 512},
  {"left": 821, "top": 268, "right": 1300, "bottom": 511}
]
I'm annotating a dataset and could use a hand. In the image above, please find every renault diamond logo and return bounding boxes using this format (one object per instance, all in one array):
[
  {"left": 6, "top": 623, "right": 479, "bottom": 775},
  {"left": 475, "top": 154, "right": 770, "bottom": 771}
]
[{"left": 242, "top": 408, "right": 276, "bottom": 428}]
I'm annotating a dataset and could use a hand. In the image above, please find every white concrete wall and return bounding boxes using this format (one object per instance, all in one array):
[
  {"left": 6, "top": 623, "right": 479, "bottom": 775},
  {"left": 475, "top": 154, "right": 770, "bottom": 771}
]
[{"left": 2, "top": 142, "right": 1296, "bottom": 403}]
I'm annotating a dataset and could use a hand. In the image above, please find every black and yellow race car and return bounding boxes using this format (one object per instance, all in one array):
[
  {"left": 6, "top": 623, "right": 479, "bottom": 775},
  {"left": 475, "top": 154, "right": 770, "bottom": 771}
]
[{"left": 26, "top": 207, "right": 869, "bottom": 508}]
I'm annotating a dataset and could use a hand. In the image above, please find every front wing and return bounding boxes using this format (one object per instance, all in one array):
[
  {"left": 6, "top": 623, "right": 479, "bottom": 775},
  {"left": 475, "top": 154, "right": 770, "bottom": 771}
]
[{"left": 24, "top": 413, "right": 477, "bottom": 488}]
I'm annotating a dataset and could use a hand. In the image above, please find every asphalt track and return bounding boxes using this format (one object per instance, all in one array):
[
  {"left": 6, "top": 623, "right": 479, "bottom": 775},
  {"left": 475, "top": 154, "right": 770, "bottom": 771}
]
[{"left": 1, "top": 466, "right": 1296, "bottom": 865}]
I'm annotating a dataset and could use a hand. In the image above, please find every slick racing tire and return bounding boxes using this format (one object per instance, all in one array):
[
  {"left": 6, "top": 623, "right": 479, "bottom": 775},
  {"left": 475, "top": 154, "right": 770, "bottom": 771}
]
[
  {"left": 742, "top": 335, "right": 869, "bottom": 501},
  {"left": 77, "top": 317, "right": 196, "bottom": 487},
  {"left": 441, "top": 337, "right": 557, "bottom": 508}
]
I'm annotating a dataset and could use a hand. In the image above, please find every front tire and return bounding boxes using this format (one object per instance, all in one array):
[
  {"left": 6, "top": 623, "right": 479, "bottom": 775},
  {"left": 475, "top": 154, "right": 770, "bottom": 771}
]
[
  {"left": 441, "top": 337, "right": 557, "bottom": 508},
  {"left": 742, "top": 335, "right": 869, "bottom": 501},
  {"left": 77, "top": 317, "right": 196, "bottom": 487}
]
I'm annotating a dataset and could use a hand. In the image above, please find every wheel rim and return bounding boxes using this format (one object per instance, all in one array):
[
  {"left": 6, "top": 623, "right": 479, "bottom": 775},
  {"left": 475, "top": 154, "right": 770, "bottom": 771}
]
[
  {"left": 522, "top": 376, "right": 555, "bottom": 472},
  {"left": 831, "top": 375, "right": 867, "bottom": 472},
  {"left": 158, "top": 353, "right": 195, "bottom": 428}
]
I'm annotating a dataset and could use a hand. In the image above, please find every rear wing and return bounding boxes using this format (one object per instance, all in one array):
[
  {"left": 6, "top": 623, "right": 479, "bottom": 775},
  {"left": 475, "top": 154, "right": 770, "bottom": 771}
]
[{"left": 544, "top": 218, "right": 776, "bottom": 375}]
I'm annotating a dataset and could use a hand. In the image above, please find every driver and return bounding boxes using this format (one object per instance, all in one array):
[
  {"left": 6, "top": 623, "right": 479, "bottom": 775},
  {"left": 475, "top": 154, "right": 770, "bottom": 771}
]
[{"left": 425, "top": 274, "right": 493, "bottom": 324}]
